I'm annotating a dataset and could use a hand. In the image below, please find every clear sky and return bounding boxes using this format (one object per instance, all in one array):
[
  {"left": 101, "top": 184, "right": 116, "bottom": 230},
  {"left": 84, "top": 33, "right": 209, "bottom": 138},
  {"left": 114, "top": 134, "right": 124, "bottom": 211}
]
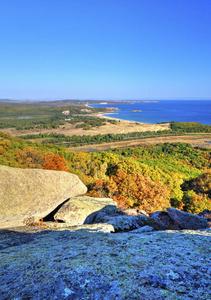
[{"left": 0, "top": 0, "right": 211, "bottom": 100}]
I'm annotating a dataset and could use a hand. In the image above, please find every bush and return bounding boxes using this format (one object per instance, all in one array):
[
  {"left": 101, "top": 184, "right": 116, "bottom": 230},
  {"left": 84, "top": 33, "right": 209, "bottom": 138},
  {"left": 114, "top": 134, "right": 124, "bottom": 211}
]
[{"left": 182, "top": 190, "right": 211, "bottom": 214}]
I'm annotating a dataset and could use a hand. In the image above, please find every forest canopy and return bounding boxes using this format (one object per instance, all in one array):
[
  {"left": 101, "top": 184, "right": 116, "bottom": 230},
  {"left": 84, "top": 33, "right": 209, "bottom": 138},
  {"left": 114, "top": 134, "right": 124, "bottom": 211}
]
[
  {"left": 170, "top": 121, "right": 211, "bottom": 133},
  {"left": 0, "top": 103, "right": 110, "bottom": 130},
  {"left": 1, "top": 131, "right": 211, "bottom": 214}
]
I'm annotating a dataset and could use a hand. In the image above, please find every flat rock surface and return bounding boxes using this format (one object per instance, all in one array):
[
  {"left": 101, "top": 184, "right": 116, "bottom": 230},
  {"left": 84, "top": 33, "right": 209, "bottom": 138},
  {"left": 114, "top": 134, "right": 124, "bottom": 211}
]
[
  {"left": 0, "top": 165, "right": 87, "bottom": 228},
  {"left": 0, "top": 226, "right": 211, "bottom": 299}
]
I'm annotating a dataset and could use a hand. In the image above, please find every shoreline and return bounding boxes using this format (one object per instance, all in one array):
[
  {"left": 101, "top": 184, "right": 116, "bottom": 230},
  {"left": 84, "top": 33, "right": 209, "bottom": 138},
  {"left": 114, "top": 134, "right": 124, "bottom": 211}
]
[
  {"left": 88, "top": 103, "right": 144, "bottom": 124},
  {"left": 95, "top": 111, "right": 148, "bottom": 125},
  {"left": 89, "top": 101, "right": 211, "bottom": 126},
  {"left": 89, "top": 103, "right": 148, "bottom": 124}
]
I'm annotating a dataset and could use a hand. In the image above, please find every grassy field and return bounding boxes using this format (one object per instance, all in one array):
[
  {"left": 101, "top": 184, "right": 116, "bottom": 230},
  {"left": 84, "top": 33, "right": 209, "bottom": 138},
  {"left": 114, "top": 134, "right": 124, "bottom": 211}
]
[{"left": 66, "top": 134, "right": 211, "bottom": 152}]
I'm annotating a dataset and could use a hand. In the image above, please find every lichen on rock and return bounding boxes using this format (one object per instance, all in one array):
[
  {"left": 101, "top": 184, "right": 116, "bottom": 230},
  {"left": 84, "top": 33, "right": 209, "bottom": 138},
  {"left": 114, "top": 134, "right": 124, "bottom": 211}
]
[{"left": 0, "top": 226, "right": 210, "bottom": 299}]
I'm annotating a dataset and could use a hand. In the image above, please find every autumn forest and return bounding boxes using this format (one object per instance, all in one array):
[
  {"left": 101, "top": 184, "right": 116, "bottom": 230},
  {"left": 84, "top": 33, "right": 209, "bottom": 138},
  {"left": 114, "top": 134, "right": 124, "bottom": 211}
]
[{"left": 1, "top": 131, "right": 211, "bottom": 215}]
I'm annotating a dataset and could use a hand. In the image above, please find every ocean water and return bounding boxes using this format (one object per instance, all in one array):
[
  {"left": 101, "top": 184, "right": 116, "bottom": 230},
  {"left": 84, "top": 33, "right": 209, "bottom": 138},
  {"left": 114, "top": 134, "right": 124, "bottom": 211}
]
[{"left": 91, "top": 100, "right": 211, "bottom": 125}]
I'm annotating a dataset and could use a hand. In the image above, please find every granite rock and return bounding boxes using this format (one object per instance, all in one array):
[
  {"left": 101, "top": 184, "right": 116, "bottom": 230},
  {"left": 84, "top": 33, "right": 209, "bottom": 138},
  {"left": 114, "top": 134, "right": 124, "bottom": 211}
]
[
  {"left": 54, "top": 196, "right": 117, "bottom": 225},
  {"left": 0, "top": 226, "right": 210, "bottom": 300},
  {"left": 0, "top": 165, "right": 87, "bottom": 228},
  {"left": 167, "top": 207, "right": 210, "bottom": 229},
  {"left": 129, "top": 225, "right": 155, "bottom": 233},
  {"left": 93, "top": 212, "right": 147, "bottom": 232},
  {"left": 150, "top": 211, "right": 177, "bottom": 229}
]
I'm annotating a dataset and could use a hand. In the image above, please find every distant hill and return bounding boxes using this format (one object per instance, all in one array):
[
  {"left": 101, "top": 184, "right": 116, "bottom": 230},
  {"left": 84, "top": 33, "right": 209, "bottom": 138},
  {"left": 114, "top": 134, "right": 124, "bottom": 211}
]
[
  {"left": 0, "top": 99, "right": 84, "bottom": 106},
  {"left": 0, "top": 99, "right": 155, "bottom": 106}
]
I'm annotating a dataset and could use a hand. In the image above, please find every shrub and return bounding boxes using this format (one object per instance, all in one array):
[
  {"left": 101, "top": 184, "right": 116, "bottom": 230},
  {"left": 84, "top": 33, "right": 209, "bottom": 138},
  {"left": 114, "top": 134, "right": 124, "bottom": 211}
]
[{"left": 182, "top": 190, "right": 211, "bottom": 214}]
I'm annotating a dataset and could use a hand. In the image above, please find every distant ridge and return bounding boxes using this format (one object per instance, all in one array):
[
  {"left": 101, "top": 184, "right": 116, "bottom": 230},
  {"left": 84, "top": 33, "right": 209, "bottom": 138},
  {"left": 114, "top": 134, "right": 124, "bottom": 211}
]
[{"left": 0, "top": 99, "right": 155, "bottom": 106}]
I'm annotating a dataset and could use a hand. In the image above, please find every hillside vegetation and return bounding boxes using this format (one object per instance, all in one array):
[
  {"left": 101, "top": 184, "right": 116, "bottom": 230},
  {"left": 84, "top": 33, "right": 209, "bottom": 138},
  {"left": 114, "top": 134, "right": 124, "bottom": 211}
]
[
  {"left": 1, "top": 131, "right": 211, "bottom": 214},
  {"left": 170, "top": 121, "right": 211, "bottom": 133},
  {"left": 19, "top": 122, "right": 211, "bottom": 147},
  {"left": 0, "top": 103, "right": 111, "bottom": 130}
]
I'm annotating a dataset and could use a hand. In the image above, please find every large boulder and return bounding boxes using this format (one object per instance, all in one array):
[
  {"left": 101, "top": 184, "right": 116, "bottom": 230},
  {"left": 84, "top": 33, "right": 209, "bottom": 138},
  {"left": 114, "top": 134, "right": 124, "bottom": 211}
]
[
  {"left": 54, "top": 196, "right": 117, "bottom": 225},
  {"left": 0, "top": 165, "right": 87, "bottom": 228},
  {"left": 167, "top": 207, "right": 210, "bottom": 230}
]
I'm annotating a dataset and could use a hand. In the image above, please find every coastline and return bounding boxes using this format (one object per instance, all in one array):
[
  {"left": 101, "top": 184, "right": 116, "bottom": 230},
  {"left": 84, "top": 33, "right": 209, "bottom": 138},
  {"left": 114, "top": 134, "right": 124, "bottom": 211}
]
[
  {"left": 88, "top": 104, "right": 147, "bottom": 124},
  {"left": 89, "top": 100, "right": 211, "bottom": 126},
  {"left": 95, "top": 111, "right": 145, "bottom": 123}
]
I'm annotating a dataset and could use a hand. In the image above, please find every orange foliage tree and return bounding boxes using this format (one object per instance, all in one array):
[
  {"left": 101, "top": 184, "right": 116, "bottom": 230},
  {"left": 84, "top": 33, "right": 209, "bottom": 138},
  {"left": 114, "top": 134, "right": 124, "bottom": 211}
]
[
  {"left": 88, "top": 170, "right": 170, "bottom": 214},
  {"left": 43, "top": 154, "right": 69, "bottom": 171},
  {"left": 88, "top": 179, "right": 105, "bottom": 198}
]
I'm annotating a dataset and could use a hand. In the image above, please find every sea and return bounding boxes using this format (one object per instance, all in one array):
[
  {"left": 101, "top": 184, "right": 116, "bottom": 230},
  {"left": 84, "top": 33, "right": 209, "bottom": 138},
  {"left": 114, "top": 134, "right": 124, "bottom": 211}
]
[{"left": 90, "top": 100, "right": 211, "bottom": 125}]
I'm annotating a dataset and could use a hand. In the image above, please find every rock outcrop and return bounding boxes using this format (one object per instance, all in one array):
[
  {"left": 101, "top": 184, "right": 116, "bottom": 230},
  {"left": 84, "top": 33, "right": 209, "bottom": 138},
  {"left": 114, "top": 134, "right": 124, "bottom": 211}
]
[
  {"left": 167, "top": 207, "right": 210, "bottom": 229},
  {"left": 54, "top": 196, "right": 117, "bottom": 225},
  {"left": 1, "top": 165, "right": 211, "bottom": 299},
  {"left": 150, "top": 208, "right": 210, "bottom": 230},
  {"left": 1, "top": 165, "right": 210, "bottom": 232},
  {"left": 0, "top": 226, "right": 210, "bottom": 299},
  {"left": 0, "top": 165, "right": 87, "bottom": 228},
  {"left": 93, "top": 212, "right": 147, "bottom": 232}
]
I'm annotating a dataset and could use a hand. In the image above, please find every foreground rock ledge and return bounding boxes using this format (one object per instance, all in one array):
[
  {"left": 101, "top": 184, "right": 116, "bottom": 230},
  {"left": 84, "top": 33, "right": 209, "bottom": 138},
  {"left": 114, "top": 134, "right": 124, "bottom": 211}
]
[
  {"left": 0, "top": 165, "right": 87, "bottom": 228},
  {"left": 0, "top": 226, "right": 210, "bottom": 300}
]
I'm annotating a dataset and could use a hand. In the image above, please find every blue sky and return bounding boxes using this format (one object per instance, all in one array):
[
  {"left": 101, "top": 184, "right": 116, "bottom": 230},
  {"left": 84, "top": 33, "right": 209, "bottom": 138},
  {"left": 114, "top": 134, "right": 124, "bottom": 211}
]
[{"left": 0, "top": 0, "right": 211, "bottom": 100}]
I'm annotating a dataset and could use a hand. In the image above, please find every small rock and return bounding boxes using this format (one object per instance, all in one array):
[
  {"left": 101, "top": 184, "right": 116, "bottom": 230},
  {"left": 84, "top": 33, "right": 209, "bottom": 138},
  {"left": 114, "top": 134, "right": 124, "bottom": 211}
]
[
  {"left": 166, "top": 270, "right": 180, "bottom": 280},
  {"left": 118, "top": 208, "right": 139, "bottom": 216},
  {"left": 130, "top": 225, "right": 154, "bottom": 233},
  {"left": 137, "top": 210, "right": 149, "bottom": 218},
  {"left": 93, "top": 213, "right": 147, "bottom": 232}
]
